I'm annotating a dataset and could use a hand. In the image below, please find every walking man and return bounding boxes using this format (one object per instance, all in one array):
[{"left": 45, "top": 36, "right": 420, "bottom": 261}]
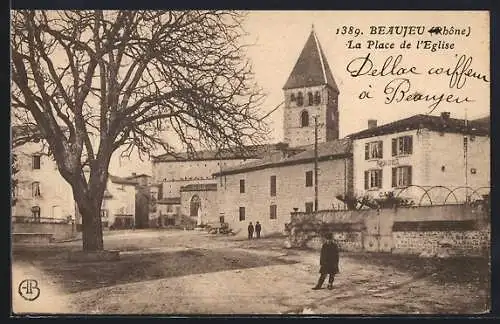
[
  {"left": 312, "top": 232, "right": 339, "bottom": 290},
  {"left": 255, "top": 221, "right": 262, "bottom": 239},
  {"left": 248, "top": 222, "right": 254, "bottom": 240}
]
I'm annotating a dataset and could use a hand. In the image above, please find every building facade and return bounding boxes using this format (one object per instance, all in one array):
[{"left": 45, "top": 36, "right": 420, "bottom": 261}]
[
  {"left": 12, "top": 142, "right": 75, "bottom": 223},
  {"left": 214, "top": 140, "right": 353, "bottom": 236},
  {"left": 349, "top": 113, "right": 490, "bottom": 205},
  {"left": 98, "top": 175, "right": 138, "bottom": 229}
]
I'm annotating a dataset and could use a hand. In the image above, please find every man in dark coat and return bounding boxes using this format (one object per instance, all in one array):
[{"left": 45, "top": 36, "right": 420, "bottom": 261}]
[
  {"left": 248, "top": 222, "right": 254, "bottom": 240},
  {"left": 255, "top": 221, "right": 262, "bottom": 239},
  {"left": 312, "top": 232, "right": 339, "bottom": 290}
]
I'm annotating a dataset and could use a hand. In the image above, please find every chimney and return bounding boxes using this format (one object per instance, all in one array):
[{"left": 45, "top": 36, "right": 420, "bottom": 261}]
[
  {"left": 441, "top": 112, "right": 450, "bottom": 120},
  {"left": 132, "top": 172, "right": 137, "bottom": 176},
  {"left": 368, "top": 119, "right": 377, "bottom": 129}
]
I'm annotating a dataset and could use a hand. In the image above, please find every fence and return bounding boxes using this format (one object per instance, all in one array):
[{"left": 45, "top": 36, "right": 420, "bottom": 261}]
[{"left": 393, "top": 185, "right": 490, "bottom": 207}]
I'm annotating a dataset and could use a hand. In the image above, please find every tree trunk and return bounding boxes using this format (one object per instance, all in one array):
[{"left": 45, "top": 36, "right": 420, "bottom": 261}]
[{"left": 79, "top": 201, "right": 104, "bottom": 252}]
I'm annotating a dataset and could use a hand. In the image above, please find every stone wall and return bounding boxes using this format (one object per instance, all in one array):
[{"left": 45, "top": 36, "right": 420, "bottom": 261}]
[
  {"left": 12, "top": 222, "right": 76, "bottom": 241},
  {"left": 287, "top": 204, "right": 489, "bottom": 257},
  {"left": 393, "top": 229, "right": 490, "bottom": 257}
]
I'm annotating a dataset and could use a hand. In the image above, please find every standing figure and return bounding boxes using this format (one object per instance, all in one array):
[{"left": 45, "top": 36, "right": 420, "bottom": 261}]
[
  {"left": 312, "top": 232, "right": 339, "bottom": 290},
  {"left": 248, "top": 222, "right": 254, "bottom": 240},
  {"left": 255, "top": 221, "right": 262, "bottom": 239}
]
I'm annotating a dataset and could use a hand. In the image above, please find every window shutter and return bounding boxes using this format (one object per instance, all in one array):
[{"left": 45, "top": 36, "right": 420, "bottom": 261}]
[
  {"left": 407, "top": 166, "right": 412, "bottom": 185},
  {"left": 392, "top": 138, "right": 397, "bottom": 156},
  {"left": 378, "top": 170, "right": 383, "bottom": 188},
  {"left": 365, "top": 143, "right": 369, "bottom": 160},
  {"left": 408, "top": 136, "right": 413, "bottom": 154},
  {"left": 379, "top": 141, "right": 383, "bottom": 158},
  {"left": 364, "top": 171, "right": 369, "bottom": 189},
  {"left": 392, "top": 168, "right": 397, "bottom": 187}
]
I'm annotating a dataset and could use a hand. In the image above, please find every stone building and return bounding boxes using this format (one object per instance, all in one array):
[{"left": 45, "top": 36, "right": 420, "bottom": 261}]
[
  {"left": 347, "top": 113, "right": 491, "bottom": 205},
  {"left": 12, "top": 141, "right": 75, "bottom": 223},
  {"left": 150, "top": 145, "right": 300, "bottom": 226},
  {"left": 214, "top": 139, "right": 353, "bottom": 236},
  {"left": 97, "top": 175, "right": 138, "bottom": 229}
]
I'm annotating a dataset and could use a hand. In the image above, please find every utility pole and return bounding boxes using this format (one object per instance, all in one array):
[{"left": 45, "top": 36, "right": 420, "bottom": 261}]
[{"left": 314, "top": 115, "right": 319, "bottom": 212}]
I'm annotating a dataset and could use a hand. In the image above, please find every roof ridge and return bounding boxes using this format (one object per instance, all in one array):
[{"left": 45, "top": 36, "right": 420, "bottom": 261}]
[{"left": 312, "top": 30, "right": 327, "bottom": 84}]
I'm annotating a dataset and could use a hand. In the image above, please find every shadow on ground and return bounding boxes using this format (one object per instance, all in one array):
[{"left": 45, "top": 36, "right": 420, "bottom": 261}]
[
  {"left": 344, "top": 252, "right": 490, "bottom": 287},
  {"left": 13, "top": 247, "right": 297, "bottom": 294}
]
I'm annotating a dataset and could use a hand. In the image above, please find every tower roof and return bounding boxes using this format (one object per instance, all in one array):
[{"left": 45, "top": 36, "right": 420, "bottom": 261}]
[{"left": 283, "top": 29, "right": 339, "bottom": 92}]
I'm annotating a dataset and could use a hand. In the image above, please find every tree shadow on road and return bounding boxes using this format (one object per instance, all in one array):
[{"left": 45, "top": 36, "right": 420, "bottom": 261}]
[{"left": 13, "top": 247, "right": 297, "bottom": 294}]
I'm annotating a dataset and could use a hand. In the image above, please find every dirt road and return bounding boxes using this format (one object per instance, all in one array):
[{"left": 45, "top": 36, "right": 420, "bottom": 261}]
[{"left": 11, "top": 229, "right": 490, "bottom": 315}]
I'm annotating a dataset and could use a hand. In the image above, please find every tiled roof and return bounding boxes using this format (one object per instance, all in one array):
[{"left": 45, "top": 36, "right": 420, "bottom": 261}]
[
  {"left": 346, "top": 114, "right": 490, "bottom": 140},
  {"left": 283, "top": 29, "right": 339, "bottom": 92},
  {"left": 157, "top": 197, "right": 181, "bottom": 205},
  {"left": 152, "top": 143, "right": 292, "bottom": 162},
  {"left": 109, "top": 175, "right": 138, "bottom": 186},
  {"left": 180, "top": 183, "right": 218, "bottom": 192},
  {"left": 472, "top": 116, "right": 490, "bottom": 129},
  {"left": 126, "top": 173, "right": 151, "bottom": 179},
  {"left": 214, "top": 138, "right": 352, "bottom": 176}
]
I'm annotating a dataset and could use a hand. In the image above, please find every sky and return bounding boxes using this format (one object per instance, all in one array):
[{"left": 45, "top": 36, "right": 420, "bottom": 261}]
[{"left": 113, "top": 10, "right": 490, "bottom": 177}]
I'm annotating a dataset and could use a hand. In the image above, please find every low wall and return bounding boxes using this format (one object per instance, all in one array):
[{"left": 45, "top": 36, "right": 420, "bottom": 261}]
[
  {"left": 393, "top": 229, "right": 490, "bottom": 257},
  {"left": 287, "top": 204, "right": 490, "bottom": 257},
  {"left": 12, "top": 222, "right": 76, "bottom": 241},
  {"left": 305, "top": 232, "right": 363, "bottom": 252}
]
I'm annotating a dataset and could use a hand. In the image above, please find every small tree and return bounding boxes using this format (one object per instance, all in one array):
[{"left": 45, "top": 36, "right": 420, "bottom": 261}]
[{"left": 11, "top": 10, "right": 269, "bottom": 251}]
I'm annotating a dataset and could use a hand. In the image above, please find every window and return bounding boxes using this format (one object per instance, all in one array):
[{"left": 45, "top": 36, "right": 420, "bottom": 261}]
[
  {"left": 270, "top": 175, "right": 276, "bottom": 196},
  {"left": 270, "top": 204, "right": 277, "bottom": 219},
  {"left": 219, "top": 216, "right": 225, "bottom": 223},
  {"left": 100, "top": 209, "right": 109, "bottom": 219},
  {"left": 31, "top": 206, "right": 41, "bottom": 222},
  {"left": 365, "top": 141, "right": 383, "bottom": 160},
  {"left": 239, "top": 207, "right": 246, "bottom": 221},
  {"left": 300, "top": 110, "right": 309, "bottom": 127},
  {"left": 307, "top": 92, "right": 314, "bottom": 106},
  {"left": 314, "top": 91, "right": 321, "bottom": 105},
  {"left": 305, "top": 202, "right": 314, "bottom": 213},
  {"left": 190, "top": 195, "right": 201, "bottom": 216},
  {"left": 240, "top": 179, "right": 245, "bottom": 193},
  {"left": 167, "top": 205, "right": 173, "bottom": 213},
  {"left": 297, "top": 92, "right": 304, "bottom": 106},
  {"left": 364, "top": 169, "right": 383, "bottom": 190},
  {"left": 290, "top": 93, "right": 296, "bottom": 102},
  {"left": 32, "top": 155, "right": 41, "bottom": 169},
  {"left": 392, "top": 166, "right": 412, "bottom": 187},
  {"left": 32, "top": 181, "right": 41, "bottom": 197},
  {"left": 392, "top": 136, "right": 413, "bottom": 156},
  {"left": 305, "top": 171, "right": 313, "bottom": 187}
]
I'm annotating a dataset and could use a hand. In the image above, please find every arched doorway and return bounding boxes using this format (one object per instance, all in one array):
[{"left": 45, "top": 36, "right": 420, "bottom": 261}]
[{"left": 190, "top": 195, "right": 201, "bottom": 217}]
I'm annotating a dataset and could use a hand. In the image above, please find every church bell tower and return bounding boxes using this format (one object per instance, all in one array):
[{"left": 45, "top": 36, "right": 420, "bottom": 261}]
[{"left": 282, "top": 27, "right": 340, "bottom": 148}]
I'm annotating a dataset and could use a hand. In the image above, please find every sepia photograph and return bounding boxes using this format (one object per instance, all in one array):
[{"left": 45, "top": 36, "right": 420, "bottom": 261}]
[{"left": 10, "top": 10, "right": 491, "bottom": 315}]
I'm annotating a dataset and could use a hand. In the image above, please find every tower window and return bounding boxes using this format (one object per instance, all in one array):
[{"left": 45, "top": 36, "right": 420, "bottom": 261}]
[
  {"left": 300, "top": 110, "right": 309, "bottom": 127},
  {"left": 314, "top": 91, "right": 321, "bottom": 105},
  {"left": 297, "top": 92, "right": 304, "bottom": 106},
  {"left": 32, "top": 155, "right": 41, "bottom": 169},
  {"left": 307, "top": 92, "right": 314, "bottom": 106},
  {"left": 290, "top": 93, "right": 296, "bottom": 102},
  {"left": 32, "top": 182, "right": 41, "bottom": 197}
]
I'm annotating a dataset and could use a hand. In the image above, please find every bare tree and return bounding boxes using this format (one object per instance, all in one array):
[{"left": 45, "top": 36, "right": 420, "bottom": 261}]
[{"left": 11, "top": 10, "right": 269, "bottom": 251}]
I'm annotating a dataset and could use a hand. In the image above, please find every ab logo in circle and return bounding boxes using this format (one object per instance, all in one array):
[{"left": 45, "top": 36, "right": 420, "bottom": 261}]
[{"left": 18, "top": 279, "right": 40, "bottom": 301}]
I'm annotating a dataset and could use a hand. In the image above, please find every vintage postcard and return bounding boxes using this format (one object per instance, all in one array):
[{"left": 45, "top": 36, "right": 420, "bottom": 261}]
[{"left": 10, "top": 10, "right": 490, "bottom": 315}]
